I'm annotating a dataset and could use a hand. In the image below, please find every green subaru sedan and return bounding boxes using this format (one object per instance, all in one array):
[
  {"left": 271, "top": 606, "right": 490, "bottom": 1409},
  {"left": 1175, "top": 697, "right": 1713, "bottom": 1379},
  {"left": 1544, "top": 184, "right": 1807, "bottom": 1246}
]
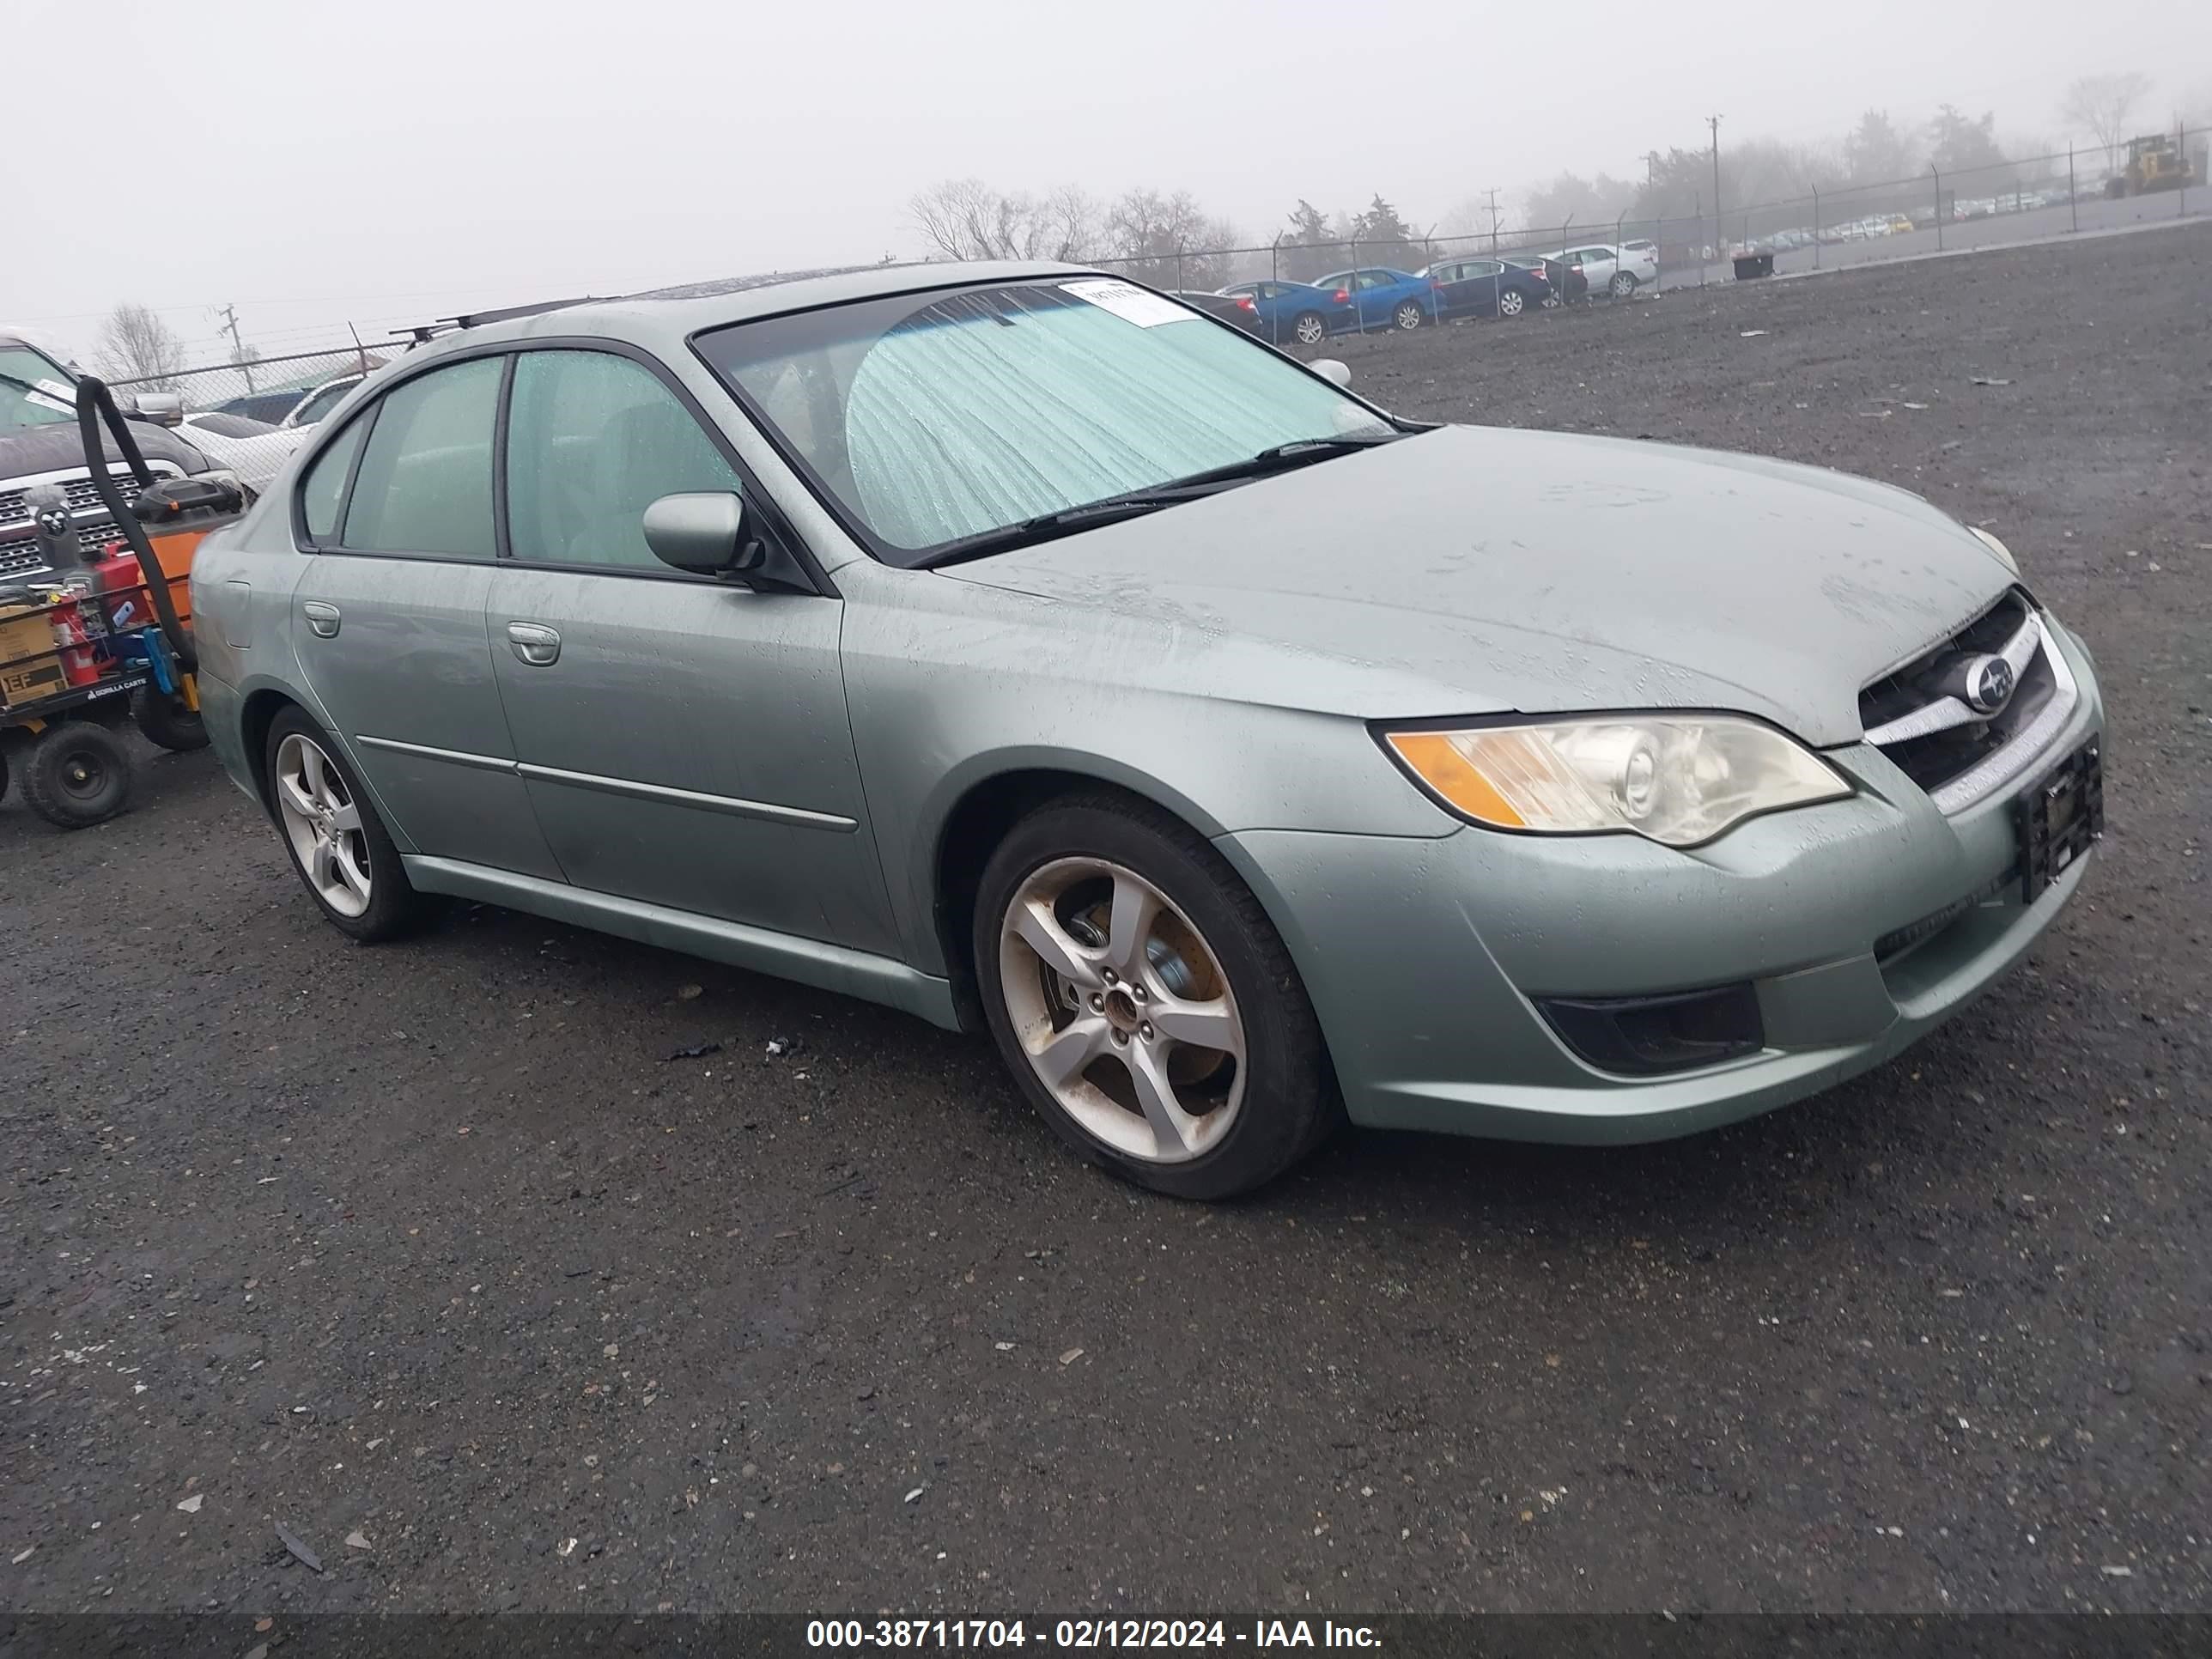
[{"left": 190, "top": 264, "right": 2103, "bottom": 1197}]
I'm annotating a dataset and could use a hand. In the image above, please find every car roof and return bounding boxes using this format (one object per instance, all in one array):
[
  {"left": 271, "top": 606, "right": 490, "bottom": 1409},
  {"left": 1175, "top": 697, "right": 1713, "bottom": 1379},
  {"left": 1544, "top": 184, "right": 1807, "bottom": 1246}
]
[{"left": 410, "top": 260, "right": 1090, "bottom": 359}]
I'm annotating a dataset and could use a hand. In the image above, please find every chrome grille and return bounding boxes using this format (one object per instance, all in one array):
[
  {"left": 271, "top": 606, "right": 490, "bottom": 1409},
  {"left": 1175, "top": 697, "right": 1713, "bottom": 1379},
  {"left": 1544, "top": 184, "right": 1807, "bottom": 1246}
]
[
  {"left": 1859, "top": 590, "right": 2078, "bottom": 814},
  {"left": 0, "top": 463, "right": 179, "bottom": 582}
]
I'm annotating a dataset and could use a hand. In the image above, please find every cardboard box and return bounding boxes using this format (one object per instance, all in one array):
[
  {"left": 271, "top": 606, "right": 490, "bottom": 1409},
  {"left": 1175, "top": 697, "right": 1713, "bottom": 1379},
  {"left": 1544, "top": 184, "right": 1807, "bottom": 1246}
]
[{"left": 0, "top": 603, "right": 67, "bottom": 711}]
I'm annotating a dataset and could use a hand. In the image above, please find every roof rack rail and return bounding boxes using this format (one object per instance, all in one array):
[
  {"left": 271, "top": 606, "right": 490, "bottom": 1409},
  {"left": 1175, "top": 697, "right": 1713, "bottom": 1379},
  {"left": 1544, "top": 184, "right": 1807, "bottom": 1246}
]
[{"left": 389, "top": 295, "right": 604, "bottom": 345}]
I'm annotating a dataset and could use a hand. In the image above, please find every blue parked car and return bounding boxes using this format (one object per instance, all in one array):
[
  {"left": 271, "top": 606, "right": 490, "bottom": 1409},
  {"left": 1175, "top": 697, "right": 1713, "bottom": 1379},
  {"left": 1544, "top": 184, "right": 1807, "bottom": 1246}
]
[
  {"left": 1216, "top": 279, "right": 1358, "bottom": 347},
  {"left": 1421, "top": 256, "right": 1554, "bottom": 321},
  {"left": 1312, "top": 268, "right": 1437, "bottom": 332}
]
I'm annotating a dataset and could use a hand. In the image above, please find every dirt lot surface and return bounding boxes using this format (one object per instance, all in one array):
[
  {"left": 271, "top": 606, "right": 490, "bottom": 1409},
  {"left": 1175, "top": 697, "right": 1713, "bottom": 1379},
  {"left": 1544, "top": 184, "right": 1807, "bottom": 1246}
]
[{"left": 5, "top": 226, "right": 2209, "bottom": 1618}]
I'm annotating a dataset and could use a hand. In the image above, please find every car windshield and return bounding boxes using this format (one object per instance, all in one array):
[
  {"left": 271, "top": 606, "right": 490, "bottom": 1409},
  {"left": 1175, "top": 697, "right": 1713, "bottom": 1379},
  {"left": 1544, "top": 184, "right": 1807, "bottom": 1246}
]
[
  {"left": 696, "top": 279, "right": 1390, "bottom": 564},
  {"left": 1, "top": 343, "right": 77, "bottom": 429}
]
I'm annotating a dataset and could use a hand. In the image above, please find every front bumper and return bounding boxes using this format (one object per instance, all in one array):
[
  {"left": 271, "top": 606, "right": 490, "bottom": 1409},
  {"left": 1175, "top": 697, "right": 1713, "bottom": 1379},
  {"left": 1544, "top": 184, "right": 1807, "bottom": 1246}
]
[{"left": 1217, "top": 622, "right": 2105, "bottom": 1143}]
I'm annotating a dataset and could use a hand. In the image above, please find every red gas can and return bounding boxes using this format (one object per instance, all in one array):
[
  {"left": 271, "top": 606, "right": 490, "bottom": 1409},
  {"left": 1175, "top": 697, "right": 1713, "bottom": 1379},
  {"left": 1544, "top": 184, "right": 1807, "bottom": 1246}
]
[{"left": 90, "top": 544, "right": 154, "bottom": 632}]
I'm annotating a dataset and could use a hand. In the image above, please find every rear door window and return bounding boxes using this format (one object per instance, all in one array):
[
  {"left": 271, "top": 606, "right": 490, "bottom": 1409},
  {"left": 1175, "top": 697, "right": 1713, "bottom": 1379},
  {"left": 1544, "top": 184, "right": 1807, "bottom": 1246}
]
[
  {"left": 341, "top": 357, "right": 502, "bottom": 560},
  {"left": 299, "top": 414, "right": 370, "bottom": 542}
]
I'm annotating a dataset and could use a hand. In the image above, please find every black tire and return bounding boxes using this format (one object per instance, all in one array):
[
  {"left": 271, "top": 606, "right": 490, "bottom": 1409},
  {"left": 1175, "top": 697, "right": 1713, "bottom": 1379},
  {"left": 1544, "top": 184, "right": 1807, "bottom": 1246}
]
[
  {"left": 1393, "top": 300, "right": 1424, "bottom": 331},
  {"left": 133, "top": 687, "right": 210, "bottom": 752},
  {"left": 262, "top": 705, "right": 437, "bottom": 942},
  {"left": 973, "top": 792, "right": 1341, "bottom": 1200},
  {"left": 23, "top": 721, "right": 135, "bottom": 830},
  {"left": 1291, "top": 311, "right": 1326, "bottom": 347},
  {"left": 1497, "top": 288, "right": 1527, "bottom": 318},
  {"left": 1609, "top": 271, "right": 1638, "bottom": 298},
  {"left": 0, "top": 743, "right": 11, "bottom": 802}
]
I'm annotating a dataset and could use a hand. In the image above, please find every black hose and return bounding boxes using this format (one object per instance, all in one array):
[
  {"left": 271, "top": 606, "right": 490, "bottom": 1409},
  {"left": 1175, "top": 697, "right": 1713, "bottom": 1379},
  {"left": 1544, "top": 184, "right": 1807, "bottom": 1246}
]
[{"left": 72, "top": 376, "right": 198, "bottom": 676}]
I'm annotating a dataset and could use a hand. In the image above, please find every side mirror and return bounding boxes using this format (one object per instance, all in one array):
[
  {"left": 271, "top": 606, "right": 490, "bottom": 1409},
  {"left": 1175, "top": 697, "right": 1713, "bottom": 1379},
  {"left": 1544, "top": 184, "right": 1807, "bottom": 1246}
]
[
  {"left": 1311, "top": 358, "right": 1352, "bottom": 389},
  {"left": 130, "top": 391, "right": 185, "bottom": 427},
  {"left": 643, "top": 491, "right": 760, "bottom": 577}
]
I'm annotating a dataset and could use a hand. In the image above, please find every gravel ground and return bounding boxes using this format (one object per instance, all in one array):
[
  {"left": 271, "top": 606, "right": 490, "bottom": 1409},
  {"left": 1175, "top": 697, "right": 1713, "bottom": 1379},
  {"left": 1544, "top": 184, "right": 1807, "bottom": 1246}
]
[{"left": 4, "top": 225, "right": 2209, "bottom": 1619}]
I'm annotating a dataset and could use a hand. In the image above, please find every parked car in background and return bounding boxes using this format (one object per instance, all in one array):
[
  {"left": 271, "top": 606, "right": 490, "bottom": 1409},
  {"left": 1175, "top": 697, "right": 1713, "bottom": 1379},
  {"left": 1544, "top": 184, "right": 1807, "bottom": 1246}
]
[
  {"left": 1311, "top": 268, "right": 1437, "bottom": 332},
  {"left": 1217, "top": 279, "right": 1358, "bottom": 347},
  {"left": 1536, "top": 242, "right": 1658, "bottom": 298},
  {"left": 280, "top": 373, "right": 364, "bottom": 430},
  {"left": 1171, "top": 292, "right": 1265, "bottom": 337},
  {"left": 214, "top": 386, "right": 312, "bottom": 424},
  {"left": 175, "top": 412, "right": 313, "bottom": 498},
  {"left": 1422, "top": 256, "right": 1553, "bottom": 320}
]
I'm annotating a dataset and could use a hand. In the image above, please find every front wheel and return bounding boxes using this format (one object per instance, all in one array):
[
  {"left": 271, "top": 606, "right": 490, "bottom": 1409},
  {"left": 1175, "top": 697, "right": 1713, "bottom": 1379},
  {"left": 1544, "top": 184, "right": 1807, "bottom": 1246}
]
[
  {"left": 1393, "top": 300, "right": 1424, "bottom": 331},
  {"left": 1291, "top": 311, "right": 1326, "bottom": 347},
  {"left": 975, "top": 794, "right": 1340, "bottom": 1200},
  {"left": 264, "top": 708, "right": 435, "bottom": 941},
  {"left": 1609, "top": 271, "right": 1639, "bottom": 298},
  {"left": 23, "top": 721, "right": 134, "bottom": 830}
]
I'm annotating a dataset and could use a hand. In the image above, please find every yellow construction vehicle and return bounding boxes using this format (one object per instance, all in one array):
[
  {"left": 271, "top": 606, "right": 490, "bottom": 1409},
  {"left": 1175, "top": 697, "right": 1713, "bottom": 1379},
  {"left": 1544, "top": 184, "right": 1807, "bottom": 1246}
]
[{"left": 2106, "top": 131, "right": 2197, "bottom": 198}]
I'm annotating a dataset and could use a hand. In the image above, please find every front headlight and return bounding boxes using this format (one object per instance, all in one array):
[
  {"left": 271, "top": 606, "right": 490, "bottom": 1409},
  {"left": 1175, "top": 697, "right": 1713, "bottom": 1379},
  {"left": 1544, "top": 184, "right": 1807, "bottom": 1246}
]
[
  {"left": 1384, "top": 715, "right": 1851, "bottom": 848},
  {"left": 1967, "top": 526, "right": 2020, "bottom": 574}
]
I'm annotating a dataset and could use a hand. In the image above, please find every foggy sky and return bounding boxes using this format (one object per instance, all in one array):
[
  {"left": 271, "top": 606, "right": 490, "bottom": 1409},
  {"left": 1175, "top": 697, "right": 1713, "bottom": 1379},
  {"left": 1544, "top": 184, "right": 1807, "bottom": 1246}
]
[{"left": 6, "top": 0, "right": 2205, "bottom": 366}]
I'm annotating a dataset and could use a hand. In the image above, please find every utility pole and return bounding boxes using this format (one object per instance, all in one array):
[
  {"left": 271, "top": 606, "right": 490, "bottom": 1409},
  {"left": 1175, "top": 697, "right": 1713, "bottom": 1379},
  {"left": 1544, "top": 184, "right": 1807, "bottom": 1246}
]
[
  {"left": 1486, "top": 186, "right": 1501, "bottom": 252},
  {"left": 217, "top": 304, "right": 254, "bottom": 392},
  {"left": 1706, "top": 115, "right": 1723, "bottom": 258}
]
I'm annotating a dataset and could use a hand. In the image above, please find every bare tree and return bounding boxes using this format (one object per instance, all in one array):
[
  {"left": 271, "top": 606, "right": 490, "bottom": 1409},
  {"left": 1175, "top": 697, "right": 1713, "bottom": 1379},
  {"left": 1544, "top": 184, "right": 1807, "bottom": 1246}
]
[
  {"left": 2060, "top": 71, "right": 2154, "bottom": 172},
  {"left": 909, "top": 179, "right": 1097, "bottom": 263},
  {"left": 94, "top": 302, "right": 186, "bottom": 388},
  {"left": 1098, "top": 189, "right": 1238, "bottom": 288}
]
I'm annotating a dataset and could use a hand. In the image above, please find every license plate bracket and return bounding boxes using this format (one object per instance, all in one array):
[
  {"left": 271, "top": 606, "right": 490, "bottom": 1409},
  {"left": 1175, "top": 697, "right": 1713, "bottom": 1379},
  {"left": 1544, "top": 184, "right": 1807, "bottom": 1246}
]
[{"left": 2015, "top": 738, "right": 2104, "bottom": 900}]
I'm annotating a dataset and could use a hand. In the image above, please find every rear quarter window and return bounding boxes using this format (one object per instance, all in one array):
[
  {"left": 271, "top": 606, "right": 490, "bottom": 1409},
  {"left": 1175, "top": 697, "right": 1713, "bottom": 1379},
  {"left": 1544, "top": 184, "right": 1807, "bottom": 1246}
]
[{"left": 299, "top": 414, "right": 370, "bottom": 542}]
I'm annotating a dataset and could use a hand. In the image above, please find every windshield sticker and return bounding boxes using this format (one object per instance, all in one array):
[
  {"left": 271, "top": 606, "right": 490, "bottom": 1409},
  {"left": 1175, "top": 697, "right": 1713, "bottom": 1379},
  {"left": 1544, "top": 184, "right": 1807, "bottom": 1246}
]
[
  {"left": 23, "top": 389, "right": 72, "bottom": 414},
  {"left": 1060, "top": 279, "right": 1194, "bottom": 327}
]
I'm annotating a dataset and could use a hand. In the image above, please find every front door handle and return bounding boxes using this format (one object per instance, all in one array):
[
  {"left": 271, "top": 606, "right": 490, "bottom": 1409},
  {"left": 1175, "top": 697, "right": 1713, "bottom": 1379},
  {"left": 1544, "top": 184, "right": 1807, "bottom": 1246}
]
[
  {"left": 507, "top": 621, "right": 562, "bottom": 666},
  {"left": 302, "top": 601, "right": 341, "bottom": 638}
]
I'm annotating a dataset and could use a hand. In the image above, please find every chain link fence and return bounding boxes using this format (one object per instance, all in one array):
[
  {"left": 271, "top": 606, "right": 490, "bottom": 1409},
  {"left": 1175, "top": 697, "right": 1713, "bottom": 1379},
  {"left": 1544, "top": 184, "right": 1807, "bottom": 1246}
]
[
  {"left": 105, "top": 343, "right": 402, "bottom": 495},
  {"left": 1085, "top": 128, "right": 2205, "bottom": 311}
]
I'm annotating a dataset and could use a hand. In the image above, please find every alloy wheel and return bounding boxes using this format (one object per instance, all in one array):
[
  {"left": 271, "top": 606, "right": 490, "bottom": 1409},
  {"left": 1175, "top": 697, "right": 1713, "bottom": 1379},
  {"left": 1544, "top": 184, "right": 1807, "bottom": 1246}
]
[
  {"left": 998, "top": 857, "right": 1247, "bottom": 1164},
  {"left": 1611, "top": 272, "right": 1638, "bottom": 297},
  {"left": 1498, "top": 289, "right": 1525, "bottom": 317},
  {"left": 1294, "top": 313, "right": 1326, "bottom": 346},
  {"left": 1394, "top": 301, "right": 1423, "bottom": 331},
  {"left": 273, "top": 732, "right": 373, "bottom": 918}
]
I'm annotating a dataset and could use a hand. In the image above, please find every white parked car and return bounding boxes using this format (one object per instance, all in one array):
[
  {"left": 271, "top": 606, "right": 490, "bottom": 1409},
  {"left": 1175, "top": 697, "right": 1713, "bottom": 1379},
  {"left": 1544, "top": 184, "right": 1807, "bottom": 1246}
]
[
  {"left": 1536, "top": 241, "right": 1659, "bottom": 298},
  {"left": 173, "top": 412, "right": 312, "bottom": 498}
]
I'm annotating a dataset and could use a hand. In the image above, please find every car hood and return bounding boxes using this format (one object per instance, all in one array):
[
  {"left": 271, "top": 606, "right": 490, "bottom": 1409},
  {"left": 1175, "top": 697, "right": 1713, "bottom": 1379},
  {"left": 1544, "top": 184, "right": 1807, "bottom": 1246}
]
[
  {"left": 1, "top": 419, "right": 211, "bottom": 480},
  {"left": 938, "top": 424, "right": 2014, "bottom": 745}
]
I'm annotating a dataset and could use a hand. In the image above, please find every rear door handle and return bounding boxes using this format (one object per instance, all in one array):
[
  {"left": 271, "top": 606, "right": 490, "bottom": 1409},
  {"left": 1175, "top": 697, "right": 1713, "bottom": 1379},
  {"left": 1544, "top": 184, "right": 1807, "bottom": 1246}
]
[
  {"left": 302, "top": 601, "right": 341, "bottom": 638},
  {"left": 507, "top": 621, "right": 562, "bottom": 666}
]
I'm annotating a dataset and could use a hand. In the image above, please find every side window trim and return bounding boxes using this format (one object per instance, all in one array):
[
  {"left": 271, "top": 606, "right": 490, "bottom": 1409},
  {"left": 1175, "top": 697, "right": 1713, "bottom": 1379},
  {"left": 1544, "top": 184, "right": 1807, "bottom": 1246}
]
[{"left": 490, "top": 351, "right": 519, "bottom": 562}]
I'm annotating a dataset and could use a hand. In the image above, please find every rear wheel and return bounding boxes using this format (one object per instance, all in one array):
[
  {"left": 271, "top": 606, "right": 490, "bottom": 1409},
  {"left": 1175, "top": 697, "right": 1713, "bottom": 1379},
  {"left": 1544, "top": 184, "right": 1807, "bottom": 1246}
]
[
  {"left": 975, "top": 793, "right": 1340, "bottom": 1200},
  {"left": 1497, "top": 288, "right": 1527, "bottom": 318},
  {"left": 23, "top": 721, "right": 134, "bottom": 830},
  {"left": 1393, "top": 300, "right": 1424, "bottom": 331},
  {"left": 1610, "top": 271, "right": 1638, "bottom": 298},
  {"left": 133, "top": 687, "right": 209, "bottom": 752},
  {"left": 264, "top": 708, "right": 434, "bottom": 941},
  {"left": 1291, "top": 311, "right": 1326, "bottom": 347}
]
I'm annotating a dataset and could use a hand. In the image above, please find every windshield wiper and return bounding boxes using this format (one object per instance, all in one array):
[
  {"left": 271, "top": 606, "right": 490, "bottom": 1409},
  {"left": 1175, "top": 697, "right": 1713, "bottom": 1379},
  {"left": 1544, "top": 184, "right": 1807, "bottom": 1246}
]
[{"left": 915, "top": 431, "right": 1405, "bottom": 568}]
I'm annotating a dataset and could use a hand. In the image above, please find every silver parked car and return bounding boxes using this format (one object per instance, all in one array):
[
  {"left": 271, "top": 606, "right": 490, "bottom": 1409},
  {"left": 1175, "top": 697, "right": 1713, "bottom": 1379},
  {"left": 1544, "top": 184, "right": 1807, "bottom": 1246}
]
[{"left": 191, "top": 263, "right": 2105, "bottom": 1198}]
